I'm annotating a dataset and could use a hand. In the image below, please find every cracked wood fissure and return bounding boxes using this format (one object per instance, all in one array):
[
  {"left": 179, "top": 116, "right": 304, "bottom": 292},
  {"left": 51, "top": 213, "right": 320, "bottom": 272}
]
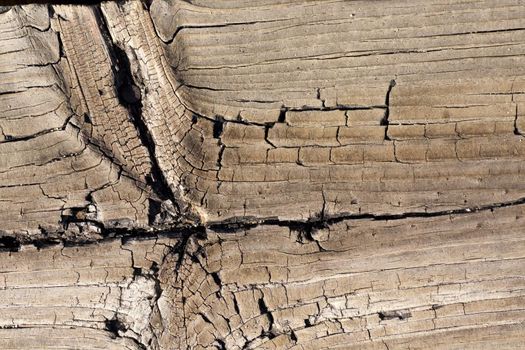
[{"left": 0, "top": 1, "right": 525, "bottom": 349}]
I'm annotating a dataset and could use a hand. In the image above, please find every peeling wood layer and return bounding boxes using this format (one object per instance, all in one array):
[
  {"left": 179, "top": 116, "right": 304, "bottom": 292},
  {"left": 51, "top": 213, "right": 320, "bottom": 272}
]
[{"left": 0, "top": 235, "right": 181, "bottom": 349}]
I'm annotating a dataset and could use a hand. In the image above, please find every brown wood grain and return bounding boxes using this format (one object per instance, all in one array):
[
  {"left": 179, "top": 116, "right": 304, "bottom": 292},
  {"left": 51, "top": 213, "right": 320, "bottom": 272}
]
[{"left": 0, "top": 1, "right": 524, "bottom": 348}]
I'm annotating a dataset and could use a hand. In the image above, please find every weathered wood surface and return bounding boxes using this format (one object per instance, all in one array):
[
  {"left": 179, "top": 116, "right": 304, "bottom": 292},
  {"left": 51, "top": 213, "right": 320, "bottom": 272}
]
[
  {"left": 0, "top": 1, "right": 524, "bottom": 349},
  {"left": 2, "top": 207, "right": 525, "bottom": 349}
]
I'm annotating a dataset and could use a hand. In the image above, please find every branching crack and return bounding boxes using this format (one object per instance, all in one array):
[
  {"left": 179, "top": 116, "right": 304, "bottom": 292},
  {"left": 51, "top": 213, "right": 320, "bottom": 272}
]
[
  {"left": 6, "top": 194, "right": 525, "bottom": 250},
  {"left": 94, "top": 6, "right": 186, "bottom": 225},
  {"left": 207, "top": 195, "right": 525, "bottom": 234}
]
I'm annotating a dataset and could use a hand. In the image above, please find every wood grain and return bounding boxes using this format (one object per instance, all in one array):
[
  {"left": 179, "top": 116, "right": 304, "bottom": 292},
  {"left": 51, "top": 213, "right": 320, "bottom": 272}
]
[
  {"left": 0, "top": 1, "right": 524, "bottom": 349},
  {"left": 0, "top": 4, "right": 156, "bottom": 241},
  {"left": 1, "top": 205, "right": 523, "bottom": 349},
  {"left": 0, "top": 235, "right": 180, "bottom": 349},
  {"left": 150, "top": 0, "right": 525, "bottom": 223}
]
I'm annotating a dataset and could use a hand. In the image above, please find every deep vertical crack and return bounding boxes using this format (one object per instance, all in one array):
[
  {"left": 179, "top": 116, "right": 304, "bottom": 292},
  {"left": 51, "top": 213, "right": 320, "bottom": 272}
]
[
  {"left": 514, "top": 104, "right": 523, "bottom": 136},
  {"left": 94, "top": 5, "right": 185, "bottom": 225},
  {"left": 381, "top": 79, "right": 397, "bottom": 141}
]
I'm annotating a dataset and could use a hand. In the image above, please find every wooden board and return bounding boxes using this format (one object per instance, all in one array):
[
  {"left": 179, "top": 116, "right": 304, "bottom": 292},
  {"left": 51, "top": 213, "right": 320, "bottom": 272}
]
[
  {"left": 0, "top": 1, "right": 524, "bottom": 349},
  {"left": 1, "top": 206, "right": 524, "bottom": 349}
]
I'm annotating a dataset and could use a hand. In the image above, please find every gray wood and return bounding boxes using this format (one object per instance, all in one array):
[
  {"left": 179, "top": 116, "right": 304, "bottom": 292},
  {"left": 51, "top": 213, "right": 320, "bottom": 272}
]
[{"left": 0, "top": 1, "right": 524, "bottom": 349}]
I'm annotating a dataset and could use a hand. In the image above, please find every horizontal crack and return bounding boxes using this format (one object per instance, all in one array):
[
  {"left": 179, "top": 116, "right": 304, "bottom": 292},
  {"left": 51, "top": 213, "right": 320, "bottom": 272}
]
[
  {"left": 3, "top": 196, "right": 525, "bottom": 251},
  {"left": 206, "top": 196, "right": 525, "bottom": 233},
  {"left": 163, "top": 18, "right": 288, "bottom": 45}
]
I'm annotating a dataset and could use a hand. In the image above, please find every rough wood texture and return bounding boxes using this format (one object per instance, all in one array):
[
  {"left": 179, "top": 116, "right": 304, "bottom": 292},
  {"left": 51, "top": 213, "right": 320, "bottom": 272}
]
[
  {"left": 2, "top": 207, "right": 524, "bottom": 349},
  {"left": 0, "top": 1, "right": 524, "bottom": 349},
  {"left": 0, "top": 235, "right": 180, "bottom": 349},
  {"left": 152, "top": 0, "right": 525, "bottom": 222}
]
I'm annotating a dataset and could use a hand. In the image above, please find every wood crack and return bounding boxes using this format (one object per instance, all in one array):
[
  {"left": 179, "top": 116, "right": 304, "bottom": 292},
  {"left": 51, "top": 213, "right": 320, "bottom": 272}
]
[
  {"left": 3, "top": 195, "right": 525, "bottom": 251},
  {"left": 1, "top": 1, "right": 525, "bottom": 349}
]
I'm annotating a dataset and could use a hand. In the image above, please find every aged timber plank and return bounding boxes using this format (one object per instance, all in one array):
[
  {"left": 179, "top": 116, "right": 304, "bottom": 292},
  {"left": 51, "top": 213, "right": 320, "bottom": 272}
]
[
  {"left": 0, "top": 235, "right": 180, "bottom": 349},
  {"left": 2, "top": 1, "right": 525, "bottom": 236},
  {"left": 1, "top": 205, "right": 523, "bottom": 349},
  {"left": 0, "top": 4, "right": 159, "bottom": 241},
  {"left": 149, "top": 0, "right": 525, "bottom": 223},
  {"left": 0, "top": 1, "right": 524, "bottom": 349}
]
